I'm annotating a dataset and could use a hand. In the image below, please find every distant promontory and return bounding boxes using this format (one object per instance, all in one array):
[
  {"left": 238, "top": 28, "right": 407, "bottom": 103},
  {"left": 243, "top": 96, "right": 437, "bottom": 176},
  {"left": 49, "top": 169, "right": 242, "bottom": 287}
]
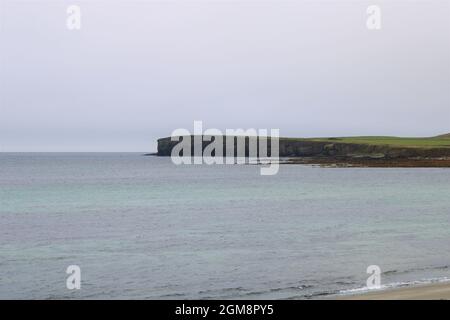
[{"left": 156, "top": 134, "right": 450, "bottom": 167}]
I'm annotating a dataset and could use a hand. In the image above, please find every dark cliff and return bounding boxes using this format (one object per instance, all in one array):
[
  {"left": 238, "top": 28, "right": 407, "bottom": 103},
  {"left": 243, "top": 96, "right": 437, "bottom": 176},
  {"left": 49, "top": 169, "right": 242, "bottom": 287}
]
[{"left": 157, "top": 136, "right": 450, "bottom": 159}]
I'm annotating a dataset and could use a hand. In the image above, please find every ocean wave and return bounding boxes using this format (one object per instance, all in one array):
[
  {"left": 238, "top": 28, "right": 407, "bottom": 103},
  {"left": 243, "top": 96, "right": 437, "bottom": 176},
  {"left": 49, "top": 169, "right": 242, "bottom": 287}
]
[
  {"left": 382, "top": 264, "right": 449, "bottom": 276},
  {"left": 338, "top": 276, "right": 450, "bottom": 296},
  {"left": 198, "top": 283, "right": 316, "bottom": 299}
]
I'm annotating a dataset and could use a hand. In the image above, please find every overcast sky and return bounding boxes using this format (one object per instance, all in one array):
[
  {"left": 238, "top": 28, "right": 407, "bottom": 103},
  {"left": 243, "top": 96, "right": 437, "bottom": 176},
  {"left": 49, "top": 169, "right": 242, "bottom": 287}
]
[{"left": 1, "top": 0, "right": 449, "bottom": 152}]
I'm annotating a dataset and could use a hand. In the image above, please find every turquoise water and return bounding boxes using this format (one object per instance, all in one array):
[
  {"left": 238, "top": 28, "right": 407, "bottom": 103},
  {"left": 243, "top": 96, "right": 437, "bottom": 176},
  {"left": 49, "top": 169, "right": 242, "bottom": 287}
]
[{"left": 0, "top": 153, "right": 449, "bottom": 299}]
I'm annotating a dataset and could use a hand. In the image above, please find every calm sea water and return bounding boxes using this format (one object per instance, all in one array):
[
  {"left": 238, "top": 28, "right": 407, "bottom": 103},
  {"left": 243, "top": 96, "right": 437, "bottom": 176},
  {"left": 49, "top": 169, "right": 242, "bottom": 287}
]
[{"left": 0, "top": 153, "right": 449, "bottom": 299}]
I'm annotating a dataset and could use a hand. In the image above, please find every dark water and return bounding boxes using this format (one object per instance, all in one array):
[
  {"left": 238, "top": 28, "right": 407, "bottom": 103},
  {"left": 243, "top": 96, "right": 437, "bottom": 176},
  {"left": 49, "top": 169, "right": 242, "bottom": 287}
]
[{"left": 0, "top": 153, "right": 449, "bottom": 299}]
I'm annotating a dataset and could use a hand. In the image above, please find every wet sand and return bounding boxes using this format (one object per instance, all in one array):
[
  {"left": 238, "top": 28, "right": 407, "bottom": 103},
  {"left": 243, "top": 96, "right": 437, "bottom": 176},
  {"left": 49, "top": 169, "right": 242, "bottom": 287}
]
[{"left": 338, "top": 282, "right": 450, "bottom": 300}]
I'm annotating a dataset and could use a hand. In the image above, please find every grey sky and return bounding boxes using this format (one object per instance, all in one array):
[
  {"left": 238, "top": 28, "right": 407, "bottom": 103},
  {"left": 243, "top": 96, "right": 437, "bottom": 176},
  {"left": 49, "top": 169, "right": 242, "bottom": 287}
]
[{"left": 1, "top": 0, "right": 449, "bottom": 152}]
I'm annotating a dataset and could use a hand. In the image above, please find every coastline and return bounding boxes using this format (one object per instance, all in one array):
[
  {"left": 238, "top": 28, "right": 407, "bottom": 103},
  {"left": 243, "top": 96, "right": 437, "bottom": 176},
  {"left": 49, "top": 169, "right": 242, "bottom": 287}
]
[
  {"left": 283, "top": 157, "right": 450, "bottom": 168},
  {"left": 336, "top": 281, "right": 450, "bottom": 300}
]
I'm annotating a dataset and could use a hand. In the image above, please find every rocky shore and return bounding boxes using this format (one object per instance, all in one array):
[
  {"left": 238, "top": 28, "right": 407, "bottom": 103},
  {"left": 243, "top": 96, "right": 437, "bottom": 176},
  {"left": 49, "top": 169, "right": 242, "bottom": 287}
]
[{"left": 282, "top": 156, "right": 450, "bottom": 168}]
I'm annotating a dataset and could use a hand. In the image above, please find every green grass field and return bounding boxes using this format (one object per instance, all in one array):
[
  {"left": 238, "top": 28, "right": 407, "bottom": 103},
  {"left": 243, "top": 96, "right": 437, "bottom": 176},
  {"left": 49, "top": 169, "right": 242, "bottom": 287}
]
[{"left": 285, "top": 135, "right": 450, "bottom": 149}]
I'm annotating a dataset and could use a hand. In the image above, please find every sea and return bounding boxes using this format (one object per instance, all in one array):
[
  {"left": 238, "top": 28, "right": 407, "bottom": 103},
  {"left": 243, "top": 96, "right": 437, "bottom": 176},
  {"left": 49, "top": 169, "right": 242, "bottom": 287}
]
[{"left": 0, "top": 153, "right": 449, "bottom": 299}]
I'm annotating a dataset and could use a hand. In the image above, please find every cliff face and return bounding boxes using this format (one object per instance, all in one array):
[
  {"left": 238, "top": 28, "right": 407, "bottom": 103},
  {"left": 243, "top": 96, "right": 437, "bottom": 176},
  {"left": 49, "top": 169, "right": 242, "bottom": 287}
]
[{"left": 157, "top": 136, "right": 450, "bottom": 159}]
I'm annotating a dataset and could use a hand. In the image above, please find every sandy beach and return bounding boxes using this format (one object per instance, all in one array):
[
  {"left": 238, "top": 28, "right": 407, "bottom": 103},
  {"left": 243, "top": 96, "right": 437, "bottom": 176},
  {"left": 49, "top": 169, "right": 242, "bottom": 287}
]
[{"left": 338, "top": 282, "right": 450, "bottom": 300}]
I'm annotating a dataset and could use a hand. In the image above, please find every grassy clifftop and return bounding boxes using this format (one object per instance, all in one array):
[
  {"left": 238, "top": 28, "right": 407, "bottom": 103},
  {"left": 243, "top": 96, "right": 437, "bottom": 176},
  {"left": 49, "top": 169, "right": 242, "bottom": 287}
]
[{"left": 289, "top": 135, "right": 450, "bottom": 149}]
